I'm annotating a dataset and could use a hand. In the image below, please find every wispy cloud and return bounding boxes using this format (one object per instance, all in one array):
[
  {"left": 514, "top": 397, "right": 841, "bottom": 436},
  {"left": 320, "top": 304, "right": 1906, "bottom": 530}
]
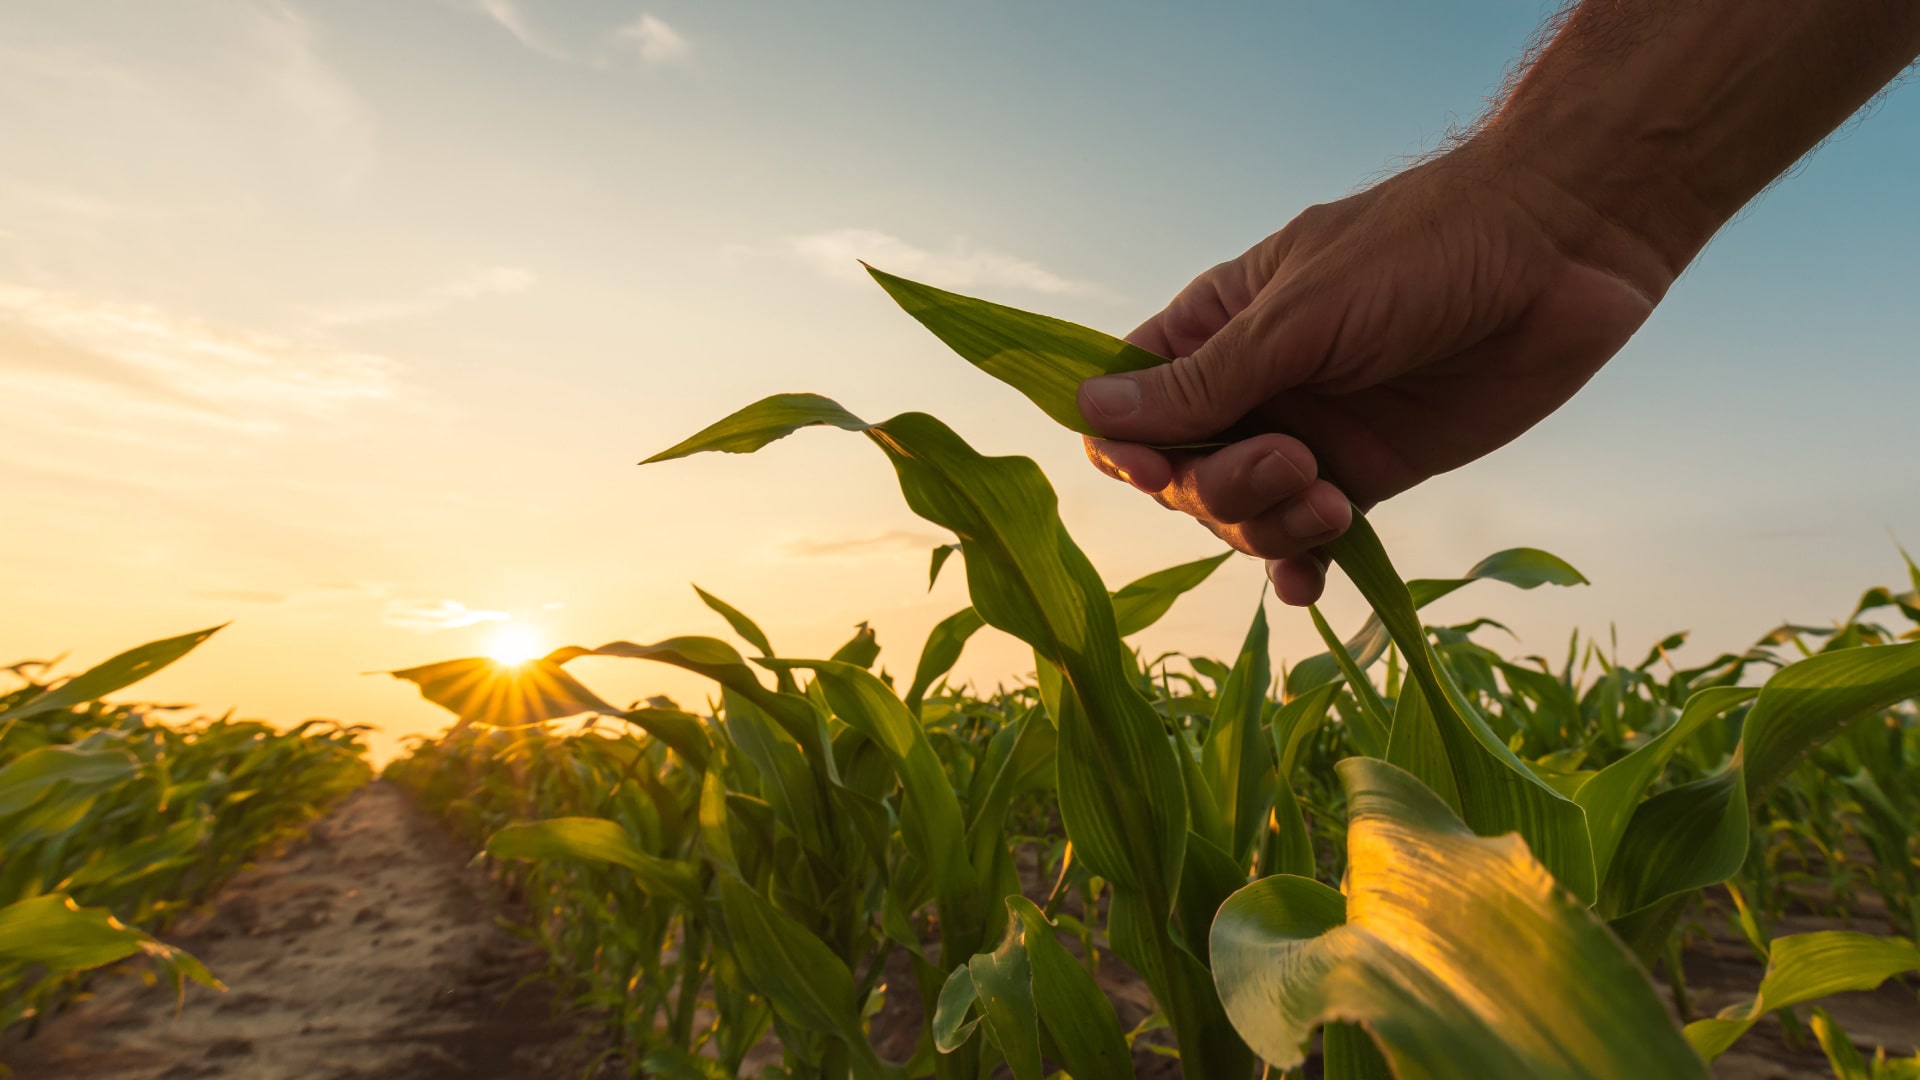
[
  {"left": 315, "top": 265, "right": 537, "bottom": 326},
  {"left": 612, "top": 15, "right": 690, "bottom": 64},
  {"left": 251, "top": 2, "right": 374, "bottom": 192},
  {"left": 0, "top": 3, "right": 374, "bottom": 199},
  {"left": 382, "top": 599, "right": 511, "bottom": 632},
  {"left": 0, "top": 284, "right": 401, "bottom": 442},
  {"left": 781, "top": 529, "right": 945, "bottom": 558},
  {"left": 475, "top": 3, "right": 690, "bottom": 66},
  {"left": 783, "top": 229, "right": 1094, "bottom": 295}
]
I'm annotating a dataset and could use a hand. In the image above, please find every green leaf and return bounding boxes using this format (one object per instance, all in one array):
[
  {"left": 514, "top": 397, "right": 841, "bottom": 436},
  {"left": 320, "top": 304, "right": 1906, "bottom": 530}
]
[
  {"left": 620, "top": 706, "right": 714, "bottom": 773},
  {"left": 5, "top": 626, "right": 223, "bottom": 720},
  {"left": 906, "top": 607, "right": 987, "bottom": 715},
  {"left": 1574, "top": 686, "right": 1756, "bottom": 885},
  {"left": 0, "top": 893, "right": 217, "bottom": 988},
  {"left": 1111, "top": 552, "right": 1234, "bottom": 637},
  {"left": 1384, "top": 681, "right": 1463, "bottom": 816},
  {"left": 1325, "top": 515, "right": 1597, "bottom": 902},
  {"left": 1200, "top": 599, "right": 1275, "bottom": 864},
  {"left": 1308, "top": 604, "right": 1390, "bottom": 759},
  {"left": 862, "top": 412, "right": 1188, "bottom": 898},
  {"left": 1809, "top": 1008, "right": 1871, "bottom": 1080},
  {"left": 1210, "top": 757, "right": 1702, "bottom": 1079},
  {"left": 928, "top": 543, "right": 962, "bottom": 591},
  {"left": 644, "top": 392, "right": 869, "bottom": 463},
  {"left": 864, "top": 265, "right": 1163, "bottom": 434},
  {"left": 647, "top": 391, "right": 1245, "bottom": 1074},
  {"left": 1007, "top": 897, "right": 1135, "bottom": 1080},
  {"left": 1684, "top": 932, "right": 1920, "bottom": 1060},
  {"left": 694, "top": 585, "right": 778, "bottom": 658},
  {"left": 1598, "top": 770, "right": 1748, "bottom": 918},
  {"left": 388, "top": 656, "right": 619, "bottom": 728},
  {"left": 1600, "top": 640, "right": 1920, "bottom": 918},
  {"left": 588, "top": 636, "right": 837, "bottom": 780},
  {"left": 716, "top": 876, "right": 895, "bottom": 1080},
  {"left": 965, "top": 922, "right": 1043, "bottom": 1080},
  {"left": 1271, "top": 684, "right": 1339, "bottom": 780},
  {"left": 1739, "top": 639, "right": 1920, "bottom": 801},
  {"left": 486, "top": 817, "right": 702, "bottom": 906},
  {"left": 0, "top": 746, "right": 139, "bottom": 817},
  {"left": 829, "top": 622, "right": 882, "bottom": 669},
  {"left": 765, "top": 659, "right": 974, "bottom": 898},
  {"left": 1288, "top": 549, "right": 1587, "bottom": 695}
]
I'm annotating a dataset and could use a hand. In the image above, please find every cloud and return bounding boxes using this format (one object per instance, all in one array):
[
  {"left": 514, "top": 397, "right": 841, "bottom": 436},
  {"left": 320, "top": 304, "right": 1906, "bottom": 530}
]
[
  {"left": 473, "top": 0, "right": 569, "bottom": 62},
  {"left": 612, "top": 15, "right": 690, "bottom": 64},
  {"left": 0, "top": 4, "right": 374, "bottom": 200},
  {"left": 251, "top": 3, "right": 374, "bottom": 191},
  {"left": 781, "top": 529, "right": 945, "bottom": 558},
  {"left": 475, "top": 3, "right": 689, "bottom": 66},
  {"left": 315, "top": 265, "right": 537, "bottom": 326},
  {"left": 382, "top": 599, "right": 511, "bottom": 632},
  {"left": 0, "top": 283, "right": 401, "bottom": 441},
  {"left": 784, "top": 229, "right": 1093, "bottom": 295}
]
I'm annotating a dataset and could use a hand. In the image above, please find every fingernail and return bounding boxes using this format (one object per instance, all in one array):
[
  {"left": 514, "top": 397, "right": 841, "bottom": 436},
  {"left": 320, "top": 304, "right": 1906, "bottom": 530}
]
[
  {"left": 1250, "top": 451, "right": 1307, "bottom": 500},
  {"left": 1280, "top": 496, "right": 1332, "bottom": 539},
  {"left": 1081, "top": 376, "right": 1141, "bottom": 421}
]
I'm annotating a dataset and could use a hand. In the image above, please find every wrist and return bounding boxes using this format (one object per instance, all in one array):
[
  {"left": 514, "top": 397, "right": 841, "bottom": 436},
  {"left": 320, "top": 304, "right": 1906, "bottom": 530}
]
[{"left": 1440, "top": 133, "right": 1695, "bottom": 306}]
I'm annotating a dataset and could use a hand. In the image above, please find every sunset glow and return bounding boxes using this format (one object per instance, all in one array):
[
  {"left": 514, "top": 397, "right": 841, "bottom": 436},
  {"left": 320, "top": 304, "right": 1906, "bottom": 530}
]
[{"left": 485, "top": 625, "right": 544, "bottom": 668}]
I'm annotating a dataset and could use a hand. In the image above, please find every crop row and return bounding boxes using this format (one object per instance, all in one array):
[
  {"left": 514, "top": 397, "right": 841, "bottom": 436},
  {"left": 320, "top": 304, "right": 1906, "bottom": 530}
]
[{"left": 0, "top": 627, "right": 372, "bottom": 1039}]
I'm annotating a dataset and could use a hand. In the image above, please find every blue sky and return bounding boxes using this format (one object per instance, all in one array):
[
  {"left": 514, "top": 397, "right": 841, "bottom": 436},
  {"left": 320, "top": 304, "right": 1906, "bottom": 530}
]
[{"left": 3, "top": 1, "right": 1916, "bottom": 758}]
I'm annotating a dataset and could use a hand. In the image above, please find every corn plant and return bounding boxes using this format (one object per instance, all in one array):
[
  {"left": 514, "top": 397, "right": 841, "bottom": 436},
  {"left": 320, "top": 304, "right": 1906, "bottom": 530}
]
[
  {"left": 390, "top": 267, "right": 1920, "bottom": 1077},
  {"left": 0, "top": 627, "right": 371, "bottom": 1035}
]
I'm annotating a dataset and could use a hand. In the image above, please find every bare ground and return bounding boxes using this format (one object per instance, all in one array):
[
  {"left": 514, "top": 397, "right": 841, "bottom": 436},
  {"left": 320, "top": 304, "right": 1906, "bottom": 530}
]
[{"left": 2, "top": 781, "right": 609, "bottom": 1080}]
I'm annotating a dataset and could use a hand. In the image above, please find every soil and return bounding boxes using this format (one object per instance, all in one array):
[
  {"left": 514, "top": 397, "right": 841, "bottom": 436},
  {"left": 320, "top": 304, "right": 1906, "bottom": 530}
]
[
  {"left": 5, "top": 786, "right": 1912, "bottom": 1079},
  {"left": 1, "top": 781, "right": 611, "bottom": 1080}
]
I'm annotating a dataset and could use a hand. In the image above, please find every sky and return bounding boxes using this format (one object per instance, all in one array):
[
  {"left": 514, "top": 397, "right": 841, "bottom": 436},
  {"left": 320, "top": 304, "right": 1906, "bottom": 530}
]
[{"left": 4, "top": 1, "right": 1919, "bottom": 763}]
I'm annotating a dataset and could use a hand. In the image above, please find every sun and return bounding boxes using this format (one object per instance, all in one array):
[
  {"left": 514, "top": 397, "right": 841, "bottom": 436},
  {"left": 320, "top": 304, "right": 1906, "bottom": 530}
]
[{"left": 484, "top": 625, "right": 544, "bottom": 667}]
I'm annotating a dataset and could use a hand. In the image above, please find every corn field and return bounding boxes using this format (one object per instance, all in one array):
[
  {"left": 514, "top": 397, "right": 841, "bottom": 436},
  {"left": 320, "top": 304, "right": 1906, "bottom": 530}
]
[
  {"left": 0, "top": 627, "right": 372, "bottom": 1035},
  {"left": 373, "top": 272, "right": 1920, "bottom": 1079}
]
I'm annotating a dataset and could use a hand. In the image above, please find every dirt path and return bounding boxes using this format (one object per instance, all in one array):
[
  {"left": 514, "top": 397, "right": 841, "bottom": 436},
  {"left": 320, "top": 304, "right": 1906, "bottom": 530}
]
[{"left": 3, "top": 781, "right": 607, "bottom": 1080}]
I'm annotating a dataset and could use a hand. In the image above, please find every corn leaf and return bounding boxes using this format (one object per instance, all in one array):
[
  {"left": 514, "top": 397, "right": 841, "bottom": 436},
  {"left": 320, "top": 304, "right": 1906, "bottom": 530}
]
[
  {"left": 1006, "top": 897, "right": 1135, "bottom": 1079},
  {"left": 715, "top": 876, "right": 897, "bottom": 1080},
  {"left": 1111, "top": 551, "right": 1234, "bottom": 637},
  {"left": 644, "top": 395, "right": 1249, "bottom": 1075},
  {"left": 1600, "top": 639, "right": 1920, "bottom": 918},
  {"left": 5, "top": 626, "right": 223, "bottom": 721},
  {"left": 644, "top": 392, "right": 869, "bottom": 463},
  {"left": 0, "top": 893, "right": 217, "bottom": 988},
  {"left": 1685, "top": 932, "right": 1920, "bottom": 1060},
  {"left": 0, "top": 746, "right": 139, "bottom": 817},
  {"left": 1329, "top": 514, "right": 1597, "bottom": 901},
  {"left": 1288, "top": 550, "right": 1588, "bottom": 695},
  {"left": 388, "top": 656, "right": 619, "bottom": 728},
  {"left": 865, "top": 266, "right": 1163, "bottom": 434},
  {"left": 765, "top": 659, "right": 974, "bottom": 898},
  {"left": 1200, "top": 599, "right": 1276, "bottom": 864},
  {"left": 905, "top": 607, "right": 987, "bottom": 715},
  {"left": 1209, "top": 757, "right": 1702, "bottom": 1078},
  {"left": 694, "top": 585, "right": 778, "bottom": 658},
  {"left": 1574, "top": 686, "right": 1756, "bottom": 884},
  {"left": 486, "top": 817, "right": 702, "bottom": 905}
]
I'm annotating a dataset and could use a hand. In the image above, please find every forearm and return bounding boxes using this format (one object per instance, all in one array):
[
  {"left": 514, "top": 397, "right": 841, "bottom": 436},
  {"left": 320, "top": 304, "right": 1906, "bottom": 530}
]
[{"left": 1478, "top": 0, "right": 1920, "bottom": 291}]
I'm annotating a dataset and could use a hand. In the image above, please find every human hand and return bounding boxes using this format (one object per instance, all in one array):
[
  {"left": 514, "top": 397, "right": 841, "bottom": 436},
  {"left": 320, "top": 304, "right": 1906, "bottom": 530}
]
[{"left": 1078, "top": 144, "right": 1677, "bottom": 605}]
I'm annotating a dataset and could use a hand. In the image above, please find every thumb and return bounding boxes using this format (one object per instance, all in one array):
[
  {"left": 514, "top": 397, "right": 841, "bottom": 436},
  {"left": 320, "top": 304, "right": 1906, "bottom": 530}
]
[{"left": 1077, "top": 297, "right": 1326, "bottom": 444}]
